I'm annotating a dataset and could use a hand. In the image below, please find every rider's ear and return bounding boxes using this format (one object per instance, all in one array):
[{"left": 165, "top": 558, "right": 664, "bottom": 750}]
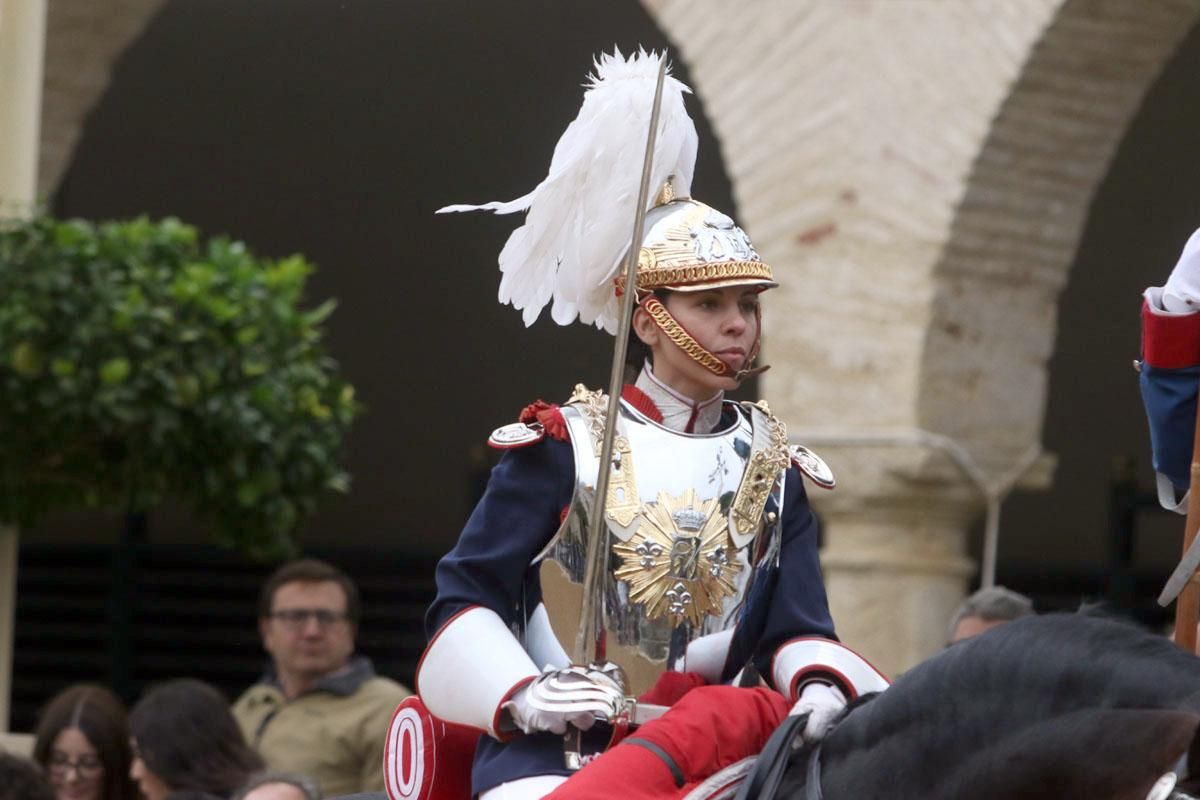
[{"left": 631, "top": 306, "right": 658, "bottom": 349}]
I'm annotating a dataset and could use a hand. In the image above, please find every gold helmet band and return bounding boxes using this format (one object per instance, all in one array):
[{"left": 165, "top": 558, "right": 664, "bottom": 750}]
[{"left": 615, "top": 198, "right": 777, "bottom": 297}]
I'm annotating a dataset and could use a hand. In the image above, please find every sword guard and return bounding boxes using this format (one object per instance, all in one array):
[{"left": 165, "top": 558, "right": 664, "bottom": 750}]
[
  {"left": 553, "top": 662, "right": 668, "bottom": 770},
  {"left": 526, "top": 663, "right": 627, "bottom": 721}
]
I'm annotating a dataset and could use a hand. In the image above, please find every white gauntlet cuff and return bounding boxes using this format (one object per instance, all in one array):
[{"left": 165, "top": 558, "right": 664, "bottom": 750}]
[
  {"left": 771, "top": 637, "right": 889, "bottom": 702},
  {"left": 417, "top": 606, "right": 539, "bottom": 739}
]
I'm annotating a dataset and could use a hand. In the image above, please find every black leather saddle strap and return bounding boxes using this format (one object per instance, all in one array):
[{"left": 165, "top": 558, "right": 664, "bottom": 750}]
[{"left": 732, "top": 713, "right": 809, "bottom": 800}]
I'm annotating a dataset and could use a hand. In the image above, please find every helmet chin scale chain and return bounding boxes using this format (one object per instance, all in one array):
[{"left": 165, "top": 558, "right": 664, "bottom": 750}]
[{"left": 639, "top": 294, "right": 768, "bottom": 383}]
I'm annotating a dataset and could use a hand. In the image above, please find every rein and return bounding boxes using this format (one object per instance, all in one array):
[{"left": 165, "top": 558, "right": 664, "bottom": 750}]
[
  {"left": 731, "top": 713, "right": 818, "bottom": 800},
  {"left": 805, "top": 742, "right": 825, "bottom": 800}
]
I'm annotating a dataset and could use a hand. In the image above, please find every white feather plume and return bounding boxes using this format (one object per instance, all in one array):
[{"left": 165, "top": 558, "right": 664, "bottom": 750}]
[{"left": 437, "top": 47, "right": 699, "bottom": 334}]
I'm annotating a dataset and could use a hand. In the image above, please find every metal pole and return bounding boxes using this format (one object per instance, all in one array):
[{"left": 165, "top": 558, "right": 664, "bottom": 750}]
[
  {"left": 791, "top": 429, "right": 1042, "bottom": 587},
  {"left": 1171, "top": 388, "right": 1200, "bottom": 653}
]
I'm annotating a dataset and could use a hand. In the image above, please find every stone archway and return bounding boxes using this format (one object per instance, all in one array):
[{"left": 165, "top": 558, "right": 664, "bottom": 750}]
[
  {"left": 37, "top": 0, "right": 165, "bottom": 197},
  {"left": 921, "top": 0, "right": 1200, "bottom": 471},
  {"left": 33, "top": 0, "right": 1200, "bottom": 676},
  {"left": 648, "top": 0, "right": 1200, "bottom": 673}
]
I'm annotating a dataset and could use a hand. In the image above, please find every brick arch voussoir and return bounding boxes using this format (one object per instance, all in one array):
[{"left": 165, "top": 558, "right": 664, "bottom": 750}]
[
  {"left": 917, "top": 0, "right": 1200, "bottom": 476},
  {"left": 38, "top": 0, "right": 167, "bottom": 199}
]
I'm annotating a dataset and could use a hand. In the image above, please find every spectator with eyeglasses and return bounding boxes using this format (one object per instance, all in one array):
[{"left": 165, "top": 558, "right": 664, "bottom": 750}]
[
  {"left": 32, "top": 684, "right": 137, "bottom": 800},
  {"left": 231, "top": 559, "right": 410, "bottom": 797}
]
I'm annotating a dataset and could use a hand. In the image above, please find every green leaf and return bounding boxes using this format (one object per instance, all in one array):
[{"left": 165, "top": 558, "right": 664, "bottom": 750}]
[
  {"left": 50, "top": 359, "right": 75, "bottom": 377},
  {"left": 99, "top": 358, "right": 131, "bottom": 385},
  {"left": 11, "top": 341, "right": 44, "bottom": 377},
  {"left": 236, "top": 481, "right": 259, "bottom": 507},
  {"left": 241, "top": 360, "right": 269, "bottom": 377},
  {"left": 173, "top": 375, "right": 200, "bottom": 407},
  {"left": 305, "top": 299, "right": 337, "bottom": 325}
]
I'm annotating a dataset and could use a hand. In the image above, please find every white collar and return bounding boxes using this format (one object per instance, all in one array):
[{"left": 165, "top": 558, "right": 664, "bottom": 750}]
[{"left": 634, "top": 363, "right": 724, "bottom": 433}]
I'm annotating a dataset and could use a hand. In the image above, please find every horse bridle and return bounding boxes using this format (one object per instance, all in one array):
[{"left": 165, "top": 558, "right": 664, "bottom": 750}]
[{"left": 731, "top": 712, "right": 823, "bottom": 800}]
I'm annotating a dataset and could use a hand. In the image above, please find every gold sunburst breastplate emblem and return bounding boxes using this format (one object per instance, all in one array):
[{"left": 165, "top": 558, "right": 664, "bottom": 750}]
[{"left": 612, "top": 488, "right": 743, "bottom": 629}]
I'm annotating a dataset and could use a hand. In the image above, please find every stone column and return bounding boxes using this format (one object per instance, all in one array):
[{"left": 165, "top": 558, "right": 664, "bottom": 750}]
[
  {"left": 0, "top": 0, "right": 47, "bottom": 732},
  {"left": 0, "top": 0, "right": 46, "bottom": 214},
  {"left": 800, "top": 445, "right": 979, "bottom": 676},
  {"left": 816, "top": 493, "right": 977, "bottom": 676}
]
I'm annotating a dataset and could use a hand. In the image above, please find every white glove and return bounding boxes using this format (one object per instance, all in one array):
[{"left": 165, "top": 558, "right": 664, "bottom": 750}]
[
  {"left": 788, "top": 681, "right": 846, "bottom": 744},
  {"left": 1161, "top": 228, "right": 1200, "bottom": 313},
  {"left": 502, "top": 667, "right": 620, "bottom": 735}
]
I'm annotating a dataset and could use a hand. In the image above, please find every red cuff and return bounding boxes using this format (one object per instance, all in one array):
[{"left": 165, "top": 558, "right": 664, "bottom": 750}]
[
  {"left": 491, "top": 675, "right": 536, "bottom": 743},
  {"left": 636, "top": 670, "right": 707, "bottom": 707},
  {"left": 1143, "top": 299, "right": 1200, "bottom": 368}
]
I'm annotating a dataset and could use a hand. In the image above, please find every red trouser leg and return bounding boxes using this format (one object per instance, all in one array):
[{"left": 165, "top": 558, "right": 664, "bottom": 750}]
[{"left": 545, "top": 686, "right": 791, "bottom": 800}]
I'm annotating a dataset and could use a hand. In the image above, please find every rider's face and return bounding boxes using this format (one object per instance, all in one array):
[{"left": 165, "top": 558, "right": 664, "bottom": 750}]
[{"left": 634, "top": 287, "right": 761, "bottom": 402}]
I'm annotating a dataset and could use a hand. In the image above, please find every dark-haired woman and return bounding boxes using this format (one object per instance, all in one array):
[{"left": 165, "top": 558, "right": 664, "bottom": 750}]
[
  {"left": 33, "top": 684, "right": 138, "bottom": 800},
  {"left": 129, "top": 679, "right": 263, "bottom": 800}
]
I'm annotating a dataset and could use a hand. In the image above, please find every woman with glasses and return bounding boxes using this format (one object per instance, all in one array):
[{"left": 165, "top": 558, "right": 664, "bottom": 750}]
[
  {"left": 129, "top": 679, "right": 263, "bottom": 800},
  {"left": 32, "top": 684, "right": 138, "bottom": 800}
]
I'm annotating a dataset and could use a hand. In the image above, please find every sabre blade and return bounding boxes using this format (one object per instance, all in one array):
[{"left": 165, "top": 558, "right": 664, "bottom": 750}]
[
  {"left": 574, "top": 55, "right": 670, "bottom": 665},
  {"left": 628, "top": 701, "right": 669, "bottom": 726}
]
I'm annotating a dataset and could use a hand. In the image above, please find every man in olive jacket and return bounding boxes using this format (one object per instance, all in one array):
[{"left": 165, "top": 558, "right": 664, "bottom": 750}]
[{"left": 232, "top": 559, "right": 411, "bottom": 797}]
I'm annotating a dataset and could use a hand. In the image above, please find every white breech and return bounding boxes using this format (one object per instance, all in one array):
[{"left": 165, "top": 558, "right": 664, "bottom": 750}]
[{"left": 479, "top": 775, "right": 569, "bottom": 800}]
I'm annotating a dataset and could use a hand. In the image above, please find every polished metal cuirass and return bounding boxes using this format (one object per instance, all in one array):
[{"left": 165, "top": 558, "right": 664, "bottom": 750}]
[{"left": 531, "top": 386, "right": 789, "bottom": 694}]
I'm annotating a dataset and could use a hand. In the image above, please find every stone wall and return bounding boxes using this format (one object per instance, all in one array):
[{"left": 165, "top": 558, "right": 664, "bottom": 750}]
[
  {"left": 29, "top": 0, "right": 1200, "bottom": 675},
  {"left": 648, "top": 0, "right": 1200, "bottom": 673},
  {"left": 37, "top": 0, "right": 164, "bottom": 198}
]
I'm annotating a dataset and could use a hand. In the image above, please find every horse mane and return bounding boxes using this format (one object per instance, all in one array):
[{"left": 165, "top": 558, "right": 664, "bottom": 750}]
[{"left": 780, "top": 612, "right": 1200, "bottom": 799}]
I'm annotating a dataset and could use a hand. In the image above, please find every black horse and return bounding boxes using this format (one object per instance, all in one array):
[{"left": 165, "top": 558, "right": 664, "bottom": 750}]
[{"left": 768, "top": 612, "right": 1200, "bottom": 799}]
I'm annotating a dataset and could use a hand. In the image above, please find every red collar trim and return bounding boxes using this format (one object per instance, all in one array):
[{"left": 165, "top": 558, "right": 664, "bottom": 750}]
[{"left": 621, "top": 384, "right": 664, "bottom": 424}]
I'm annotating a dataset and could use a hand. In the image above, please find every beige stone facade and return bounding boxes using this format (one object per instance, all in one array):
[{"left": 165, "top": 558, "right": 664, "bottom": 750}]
[
  {"left": 650, "top": 0, "right": 1200, "bottom": 675},
  {"left": 38, "top": 0, "right": 164, "bottom": 198},
  {"left": 23, "top": 0, "right": 1200, "bottom": 678}
]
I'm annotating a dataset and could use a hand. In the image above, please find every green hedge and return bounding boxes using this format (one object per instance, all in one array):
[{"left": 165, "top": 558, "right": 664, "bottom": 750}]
[{"left": 0, "top": 216, "right": 359, "bottom": 557}]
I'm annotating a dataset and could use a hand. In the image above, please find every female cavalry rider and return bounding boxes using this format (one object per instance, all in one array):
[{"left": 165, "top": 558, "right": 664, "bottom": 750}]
[{"left": 404, "top": 50, "right": 888, "bottom": 800}]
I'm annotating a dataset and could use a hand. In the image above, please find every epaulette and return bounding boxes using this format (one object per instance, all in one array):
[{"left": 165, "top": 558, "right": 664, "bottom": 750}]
[
  {"left": 790, "top": 444, "right": 836, "bottom": 490},
  {"left": 487, "top": 399, "right": 569, "bottom": 450},
  {"left": 487, "top": 422, "right": 545, "bottom": 449}
]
